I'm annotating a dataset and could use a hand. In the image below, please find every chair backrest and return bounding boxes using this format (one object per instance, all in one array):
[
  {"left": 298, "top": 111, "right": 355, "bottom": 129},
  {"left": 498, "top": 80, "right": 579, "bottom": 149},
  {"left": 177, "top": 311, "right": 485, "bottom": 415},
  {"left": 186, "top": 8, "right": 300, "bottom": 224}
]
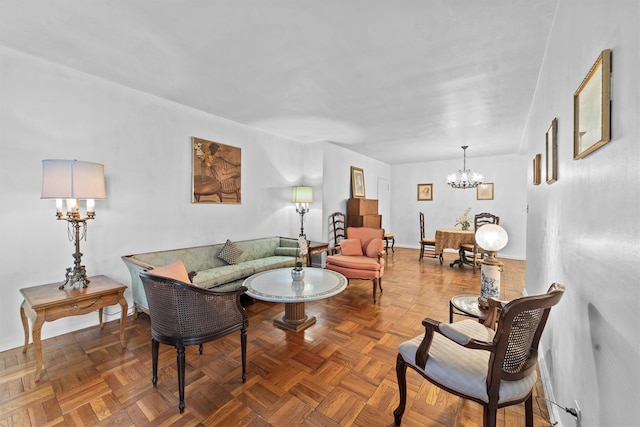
[
  {"left": 474, "top": 212, "right": 499, "bottom": 230},
  {"left": 487, "top": 283, "right": 565, "bottom": 389},
  {"left": 139, "top": 272, "right": 247, "bottom": 345},
  {"left": 419, "top": 212, "right": 425, "bottom": 239},
  {"left": 346, "top": 226, "right": 384, "bottom": 252},
  {"left": 330, "top": 212, "right": 346, "bottom": 248}
]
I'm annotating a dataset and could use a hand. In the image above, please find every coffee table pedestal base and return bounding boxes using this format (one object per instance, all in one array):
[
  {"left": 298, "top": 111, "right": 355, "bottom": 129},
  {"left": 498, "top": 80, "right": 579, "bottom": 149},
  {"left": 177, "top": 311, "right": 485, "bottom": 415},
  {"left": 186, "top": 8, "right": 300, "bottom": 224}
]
[{"left": 274, "top": 302, "right": 316, "bottom": 332}]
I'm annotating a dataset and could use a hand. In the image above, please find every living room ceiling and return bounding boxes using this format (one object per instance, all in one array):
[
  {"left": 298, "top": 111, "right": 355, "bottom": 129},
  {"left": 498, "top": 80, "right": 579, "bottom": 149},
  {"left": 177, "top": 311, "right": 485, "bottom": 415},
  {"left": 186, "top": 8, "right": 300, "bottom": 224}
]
[{"left": 0, "top": 1, "right": 557, "bottom": 164}]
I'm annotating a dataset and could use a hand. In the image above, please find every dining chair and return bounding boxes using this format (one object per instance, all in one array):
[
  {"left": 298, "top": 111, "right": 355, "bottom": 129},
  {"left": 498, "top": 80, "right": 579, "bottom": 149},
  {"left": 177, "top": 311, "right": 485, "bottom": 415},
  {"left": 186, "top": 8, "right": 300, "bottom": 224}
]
[
  {"left": 139, "top": 263, "right": 248, "bottom": 413},
  {"left": 329, "top": 211, "right": 346, "bottom": 254},
  {"left": 458, "top": 212, "right": 500, "bottom": 271},
  {"left": 394, "top": 283, "right": 565, "bottom": 427},
  {"left": 419, "top": 212, "right": 441, "bottom": 264}
]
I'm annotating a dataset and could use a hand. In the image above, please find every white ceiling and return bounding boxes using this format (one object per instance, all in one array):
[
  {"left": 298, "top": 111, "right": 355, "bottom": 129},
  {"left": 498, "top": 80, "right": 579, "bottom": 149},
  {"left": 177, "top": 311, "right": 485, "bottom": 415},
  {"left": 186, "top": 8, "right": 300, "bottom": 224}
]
[{"left": 0, "top": 1, "right": 557, "bottom": 164}]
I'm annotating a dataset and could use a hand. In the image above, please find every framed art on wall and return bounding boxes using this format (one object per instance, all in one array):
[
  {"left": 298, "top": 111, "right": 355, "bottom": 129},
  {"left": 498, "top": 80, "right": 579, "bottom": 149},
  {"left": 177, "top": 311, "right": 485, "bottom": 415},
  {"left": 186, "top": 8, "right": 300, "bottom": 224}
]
[
  {"left": 546, "top": 118, "right": 558, "bottom": 184},
  {"left": 192, "top": 137, "right": 242, "bottom": 204},
  {"left": 351, "top": 166, "right": 366, "bottom": 198},
  {"left": 574, "top": 49, "right": 611, "bottom": 160},
  {"left": 477, "top": 183, "right": 494, "bottom": 200},
  {"left": 417, "top": 183, "right": 433, "bottom": 201},
  {"left": 533, "top": 154, "right": 541, "bottom": 185}
]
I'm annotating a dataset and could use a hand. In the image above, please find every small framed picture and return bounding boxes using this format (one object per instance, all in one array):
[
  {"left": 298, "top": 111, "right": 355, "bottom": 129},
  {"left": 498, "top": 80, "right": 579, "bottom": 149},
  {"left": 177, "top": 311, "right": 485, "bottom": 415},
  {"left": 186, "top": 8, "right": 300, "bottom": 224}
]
[
  {"left": 574, "top": 49, "right": 611, "bottom": 160},
  {"left": 350, "top": 166, "right": 366, "bottom": 198},
  {"left": 417, "top": 183, "right": 433, "bottom": 201},
  {"left": 546, "top": 118, "right": 558, "bottom": 184},
  {"left": 533, "top": 154, "right": 541, "bottom": 185},
  {"left": 477, "top": 183, "right": 494, "bottom": 200}
]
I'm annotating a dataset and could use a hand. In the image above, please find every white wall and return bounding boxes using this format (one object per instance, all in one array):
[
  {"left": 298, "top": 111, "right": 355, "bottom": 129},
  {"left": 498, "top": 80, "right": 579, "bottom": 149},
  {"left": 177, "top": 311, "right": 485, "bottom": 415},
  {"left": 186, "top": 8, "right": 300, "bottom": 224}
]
[
  {"left": 524, "top": 1, "right": 640, "bottom": 426},
  {"left": 390, "top": 154, "right": 528, "bottom": 259},
  {"left": 0, "top": 47, "right": 307, "bottom": 351},
  {"left": 321, "top": 141, "right": 391, "bottom": 246}
]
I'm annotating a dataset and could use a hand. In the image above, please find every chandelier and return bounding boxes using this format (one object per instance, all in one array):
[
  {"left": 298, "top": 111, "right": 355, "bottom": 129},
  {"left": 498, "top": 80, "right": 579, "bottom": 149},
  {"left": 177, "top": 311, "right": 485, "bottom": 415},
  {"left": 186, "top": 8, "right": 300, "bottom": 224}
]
[{"left": 447, "top": 146, "right": 483, "bottom": 189}]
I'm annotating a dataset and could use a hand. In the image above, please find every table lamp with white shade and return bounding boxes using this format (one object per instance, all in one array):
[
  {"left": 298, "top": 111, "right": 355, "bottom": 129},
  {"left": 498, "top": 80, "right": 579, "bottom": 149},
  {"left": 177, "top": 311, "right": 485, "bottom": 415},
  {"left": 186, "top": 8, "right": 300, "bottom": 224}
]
[
  {"left": 41, "top": 159, "right": 106, "bottom": 289},
  {"left": 475, "top": 224, "right": 509, "bottom": 308}
]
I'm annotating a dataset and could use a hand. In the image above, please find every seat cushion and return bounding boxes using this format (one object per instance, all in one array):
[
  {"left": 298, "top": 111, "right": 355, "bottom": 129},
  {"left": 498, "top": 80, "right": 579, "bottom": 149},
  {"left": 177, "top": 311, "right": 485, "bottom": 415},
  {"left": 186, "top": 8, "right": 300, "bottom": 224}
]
[
  {"left": 326, "top": 254, "right": 383, "bottom": 271},
  {"left": 421, "top": 237, "right": 436, "bottom": 245},
  {"left": 398, "top": 320, "right": 537, "bottom": 404}
]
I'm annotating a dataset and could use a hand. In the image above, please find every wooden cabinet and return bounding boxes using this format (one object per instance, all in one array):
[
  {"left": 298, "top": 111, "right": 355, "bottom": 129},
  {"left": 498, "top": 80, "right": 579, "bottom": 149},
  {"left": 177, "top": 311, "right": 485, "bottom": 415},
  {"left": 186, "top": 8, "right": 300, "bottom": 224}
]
[{"left": 347, "top": 198, "right": 382, "bottom": 228}]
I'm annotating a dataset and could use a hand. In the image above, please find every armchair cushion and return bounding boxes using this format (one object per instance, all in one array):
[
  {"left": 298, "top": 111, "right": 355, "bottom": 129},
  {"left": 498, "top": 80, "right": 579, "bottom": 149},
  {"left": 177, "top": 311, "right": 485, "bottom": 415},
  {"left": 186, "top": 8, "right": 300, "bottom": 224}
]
[
  {"left": 147, "top": 260, "right": 191, "bottom": 284},
  {"left": 325, "top": 255, "right": 383, "bottom": 271},
  {"left": 365, "top": 238, "right": 384, "bottom": 258},
  {"left": 218, "top": 239, "right": 243, "bottom": 264},
  {"left": 340, "top": 239, "right": 364, "bottom": 256}
]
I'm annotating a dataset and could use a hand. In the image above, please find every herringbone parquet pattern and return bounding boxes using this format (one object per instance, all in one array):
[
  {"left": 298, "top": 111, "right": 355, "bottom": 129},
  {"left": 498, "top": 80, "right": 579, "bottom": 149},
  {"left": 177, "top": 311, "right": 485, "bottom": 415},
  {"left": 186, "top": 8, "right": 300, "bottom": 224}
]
[{"left": 0, "top": 248, "right": 551, "bottom": 426}]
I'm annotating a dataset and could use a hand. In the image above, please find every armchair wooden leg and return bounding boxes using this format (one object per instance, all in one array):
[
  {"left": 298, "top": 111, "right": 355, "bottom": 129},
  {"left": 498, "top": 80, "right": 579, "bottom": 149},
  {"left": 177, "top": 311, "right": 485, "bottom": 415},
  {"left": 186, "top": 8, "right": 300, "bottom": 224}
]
[
  {"left": 241, "top": 326, "right": 247, "bottom": 383},
  {"left": 177, "top": 346, "right": 186, "bottom": 413},
  {"left": 393, "top": 354, "right": 408, "bottom": 426},
  {"left": 525, "top": 393, "right": 534, "bottom": 427},
  {"left": 372, "top": 278, "right": 383, "bottom": 303},
  {"left": 484, "top": 403, "right": 498, "bottom": 427},
  {"left": 151, "top": 338, "right": 159, "bottom": 386},
  {"left": 372, "top": 279, "right": 377, "bottom": 303}
]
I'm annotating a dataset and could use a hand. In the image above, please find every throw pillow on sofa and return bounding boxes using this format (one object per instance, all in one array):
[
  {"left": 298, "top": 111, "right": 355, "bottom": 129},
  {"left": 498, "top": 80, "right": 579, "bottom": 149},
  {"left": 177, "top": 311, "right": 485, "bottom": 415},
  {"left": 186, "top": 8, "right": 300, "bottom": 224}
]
[
  {"left": 218, "top": 239, "right": 243, "bottom": 264},
  {"left": 147, "top": 260, "right": 191, "bottom": 283}
]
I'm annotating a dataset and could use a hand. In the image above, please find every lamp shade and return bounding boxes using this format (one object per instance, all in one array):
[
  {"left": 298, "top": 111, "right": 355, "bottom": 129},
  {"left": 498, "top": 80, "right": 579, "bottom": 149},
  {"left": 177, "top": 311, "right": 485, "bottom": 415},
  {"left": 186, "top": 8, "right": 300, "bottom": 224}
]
[
  {"left": 475, "top": 224, "right": 508, "bottom": 252},
  {"left": 41, "top": 159, "right": 106, "bottom": 199},
  {"left": 291, "top": 186, "right": 313, "bottom": 203}
]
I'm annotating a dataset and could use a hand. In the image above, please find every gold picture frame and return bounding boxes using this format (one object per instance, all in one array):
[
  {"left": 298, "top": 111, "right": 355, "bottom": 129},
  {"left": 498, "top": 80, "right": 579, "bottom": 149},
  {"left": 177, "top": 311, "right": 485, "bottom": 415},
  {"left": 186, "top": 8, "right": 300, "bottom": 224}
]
[
  {"left": 546, "top": 118, "right": 558, "bottom": 184},
  {"left": 574, "top": 49, "right": 611, "bottom": 160},
  {"left": 350, "top": 166, "right": 366, "bottom": 199},
  {"left": 417, "top": 183, "right": 433, "bottom": 201},
  {"left": 192, "top": 137, "right": 242, "bottom": 204},
  {"left": 533, "top": 154, "right": 541, "bottom": 185},
  {"left": 476, "top": 183, "right": 494, "bottom": 200}
]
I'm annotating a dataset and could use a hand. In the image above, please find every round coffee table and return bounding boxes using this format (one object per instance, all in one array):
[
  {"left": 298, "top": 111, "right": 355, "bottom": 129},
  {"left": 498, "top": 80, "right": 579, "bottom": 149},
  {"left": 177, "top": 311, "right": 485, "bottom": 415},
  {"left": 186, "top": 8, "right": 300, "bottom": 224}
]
[
  {"left": 449, "top": 294, "right": 489, "bottom": 323},
  {"left": 243, "top": 267, "right": 347, "bottom": 332}
]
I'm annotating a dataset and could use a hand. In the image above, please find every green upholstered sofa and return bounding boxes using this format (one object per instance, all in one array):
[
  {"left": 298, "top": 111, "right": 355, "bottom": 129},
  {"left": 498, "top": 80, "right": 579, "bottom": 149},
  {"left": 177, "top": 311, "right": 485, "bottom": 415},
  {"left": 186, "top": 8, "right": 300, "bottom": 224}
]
[{"left": 122, "top": 236, "right": 301, "bottom": 316}]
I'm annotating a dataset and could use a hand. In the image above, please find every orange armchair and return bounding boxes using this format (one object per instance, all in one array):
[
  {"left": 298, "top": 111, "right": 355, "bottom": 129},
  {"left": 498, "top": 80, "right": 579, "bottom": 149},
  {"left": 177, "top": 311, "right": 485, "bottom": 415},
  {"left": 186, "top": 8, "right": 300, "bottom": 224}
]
[{"left": 325, "top": 227, "right": 385, "bottom": 302}]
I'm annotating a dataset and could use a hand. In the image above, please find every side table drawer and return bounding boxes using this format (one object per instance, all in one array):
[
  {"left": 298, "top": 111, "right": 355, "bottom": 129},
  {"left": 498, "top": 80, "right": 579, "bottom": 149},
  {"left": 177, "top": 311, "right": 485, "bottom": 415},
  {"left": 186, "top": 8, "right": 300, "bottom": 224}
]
[{"left": 44, "top": 293, "right": 121, "bottom": 322}]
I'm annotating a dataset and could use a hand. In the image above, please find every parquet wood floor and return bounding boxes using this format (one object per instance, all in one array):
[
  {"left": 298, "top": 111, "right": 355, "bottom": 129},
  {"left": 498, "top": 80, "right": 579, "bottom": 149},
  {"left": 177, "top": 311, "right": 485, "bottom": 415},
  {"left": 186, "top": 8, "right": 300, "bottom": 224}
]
[{"left": 0, "top": 248, "right": 552, "bottom": 426}]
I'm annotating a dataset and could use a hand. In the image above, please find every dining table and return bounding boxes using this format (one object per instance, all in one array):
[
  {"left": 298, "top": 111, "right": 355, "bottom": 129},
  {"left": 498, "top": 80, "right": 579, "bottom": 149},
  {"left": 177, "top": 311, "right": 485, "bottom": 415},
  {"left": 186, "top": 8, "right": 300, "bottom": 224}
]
[{"left": 435, "top": 227, "right": 475, "bottom": 267}]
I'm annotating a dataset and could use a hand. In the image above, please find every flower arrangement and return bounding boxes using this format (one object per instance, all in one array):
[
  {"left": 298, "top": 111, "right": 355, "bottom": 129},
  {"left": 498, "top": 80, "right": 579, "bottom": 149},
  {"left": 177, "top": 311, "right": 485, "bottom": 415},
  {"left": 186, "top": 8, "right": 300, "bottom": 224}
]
[
  {"left": 295, "top": 236, "right": 308, "bottom": 270},
  {"left": 455, "top": 208, "right": 472, "bottom": 230}
]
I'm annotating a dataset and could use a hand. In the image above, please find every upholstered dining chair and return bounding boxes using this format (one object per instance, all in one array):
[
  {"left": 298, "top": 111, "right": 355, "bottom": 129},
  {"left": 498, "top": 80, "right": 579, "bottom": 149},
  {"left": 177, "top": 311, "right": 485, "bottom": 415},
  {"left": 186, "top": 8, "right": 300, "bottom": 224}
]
[
  {"left": 458, "top": 212, "right": 500, "bottom": 272},
  {"left": 325, "top": 226, "right": 385, "bottom": 302},
  {"left": 419, "top": 212, "right": 441, "bottom": 264},
  {"left": 139, "top": 262, "right": 248, "bottom": 413},
  {"left": 394, "top": 283, "right": 565, "bottom": 427},
  {"left": 329, "top": 211, "right": 346, "bottom": 254}
]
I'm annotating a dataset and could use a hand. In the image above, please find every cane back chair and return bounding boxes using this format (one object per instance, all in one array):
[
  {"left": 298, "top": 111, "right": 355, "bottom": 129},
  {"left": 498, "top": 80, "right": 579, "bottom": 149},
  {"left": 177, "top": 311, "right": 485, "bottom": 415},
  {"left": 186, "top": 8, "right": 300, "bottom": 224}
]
[
  {"left": 394, "top": 283, "right": 565, "bottom": 427},
  {"left": 139, "top": 269, "right": 248, "bottom": 413}
]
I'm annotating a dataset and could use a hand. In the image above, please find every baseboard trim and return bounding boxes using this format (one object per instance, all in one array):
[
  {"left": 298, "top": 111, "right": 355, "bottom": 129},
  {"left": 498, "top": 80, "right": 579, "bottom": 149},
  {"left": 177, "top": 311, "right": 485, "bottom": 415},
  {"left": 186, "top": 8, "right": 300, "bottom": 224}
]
[{"left": 538, "top": 342, "right": 563, "bottom": 426}]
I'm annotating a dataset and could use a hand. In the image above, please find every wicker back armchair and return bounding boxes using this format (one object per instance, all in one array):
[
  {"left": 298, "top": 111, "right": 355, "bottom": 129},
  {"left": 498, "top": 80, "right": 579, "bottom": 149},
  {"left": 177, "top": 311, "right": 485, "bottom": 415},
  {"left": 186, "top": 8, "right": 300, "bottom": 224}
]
[
  {"left": 394, "top": 283, "right": 565, "bottom": 427},
  {"left": 139, "top": 271, "right": 248, "bottom": 413}
]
